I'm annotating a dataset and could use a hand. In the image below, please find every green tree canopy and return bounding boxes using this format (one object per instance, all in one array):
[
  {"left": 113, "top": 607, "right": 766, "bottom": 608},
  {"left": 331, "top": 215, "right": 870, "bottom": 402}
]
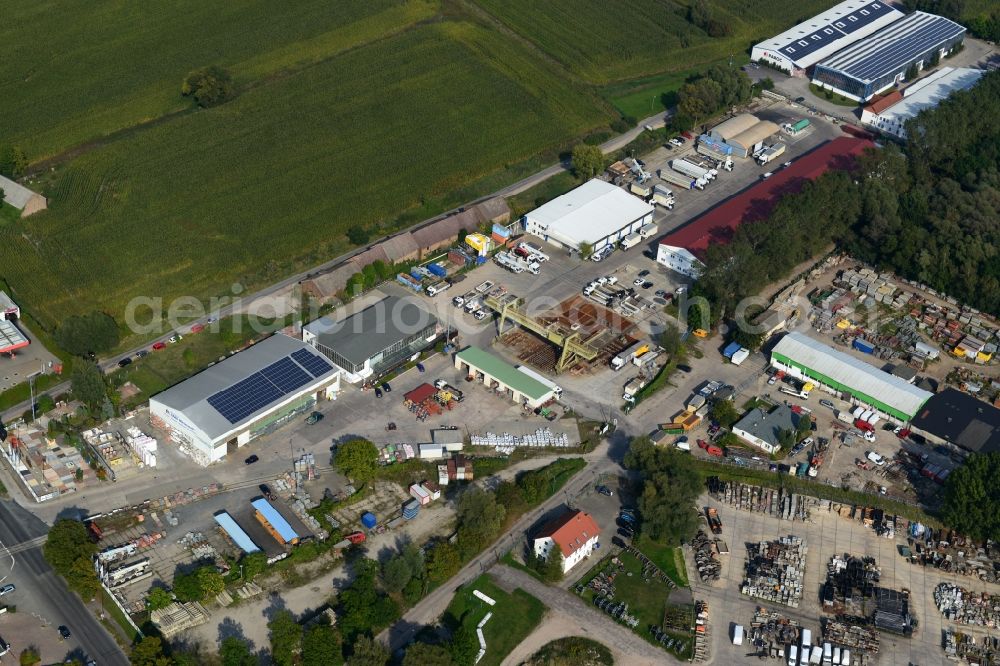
[
  {"left": 43, "top": 519, "right": 100, "bottom": 598},
  {"left": 220, "top": 636, "right": 257, "bottom": 666},
  {"left": 942, "top": 453, "right": 1000, "bottom": 541},
  {"left": 334, "top": 439, "right": 379, "bottom": 484},
  {"left": 659, "top": 322, "right": 683, "bottom": 357},
  {"left": 624, "top": 437, "right": 701, "bottom": 545},
  {"left": 571, "top": 144, "right": 605, "bottom": 180},
  {"left": 709, "top": 399, "right": 740, "bottom": 429},
  {"left": 55, "top": 311, "right": 120, "bottom": 357},
  {"left": 19, "top": 647, "right": 41, "bottom": 666},
  {"left": 130, "top": 636, "right": 173, "bottom": 666},
  {"left": 448, "top": 624, "right": 479, "bottom": 666},
  {"left": 426, "top": 542, "right": 461, "bottom": 583},
  {"left": 541, "top": 543, "right": 564, "bottom": 582},
  {"left": 181, "top": 65, "right": 234, "bottom": 107},
  {"left": 0, "top": 146, "right": 28, "bottom": 179},
  {"left": 382, "top": 553, "right": 413, "bottom": 594},
  {"left": 347, "top": 225, "right": 370, "bottom": 246},
  {"left": 456, "top": 487, "right": 505, "bottom": 556},
  {"left": 268, "top": 609, "right": 303, "bottom": 666},
  {"left": 346, "top": 635, "right": 389, "bottom": 666},
  {"left": 578, "top": 242, "right": 594, "bottom": 260},
  {"left": 403, "top": 642, "right": 454, "bottom": 666},
  {"left": 302, "top": 624, "right": 343, "bottom": 666}
]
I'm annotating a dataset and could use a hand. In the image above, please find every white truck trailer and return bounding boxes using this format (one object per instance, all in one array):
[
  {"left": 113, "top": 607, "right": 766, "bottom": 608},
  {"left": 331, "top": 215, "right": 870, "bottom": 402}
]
[
  {"left": 757, "top": 143, "right": 786, "bottom": 165},
  {"left": 684, "top": 156, "right": 719, "bottom": 179},
  {"left": 659, "top": 169, "right": 704, "bottom": 190},
  {"left": 638, "top": 222, "right": 659, "bottom": 239},
  {"left": 620, "top": 232, "right": 643, "bottom": 250},
  {"left": 671, "top": 159, "right": 712, "bottom": 183},
  {"left": 612, "top": 341, "right": 649, "bottom": 370}
]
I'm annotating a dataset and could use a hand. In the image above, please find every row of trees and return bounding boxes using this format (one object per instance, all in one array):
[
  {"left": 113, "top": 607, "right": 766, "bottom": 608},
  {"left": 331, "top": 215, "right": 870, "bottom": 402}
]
[
  {"left": 0, "top": 145, "right": 28, "bottom": 179},
  {"left": 674, "top": 65, "right": 753, "bottom": 131},
  {"left": 624, "top": 437, "right": 701, "bottom": 545},
  {"left": 942, "top": 452, "right": 1000, "bottom": 542},
  {"left": 686, "top": 0, "right": 732, "bottom": 37}
]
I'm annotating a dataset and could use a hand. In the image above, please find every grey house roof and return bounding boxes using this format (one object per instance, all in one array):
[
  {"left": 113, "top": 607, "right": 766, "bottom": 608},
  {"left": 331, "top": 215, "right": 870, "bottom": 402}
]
[
  {"left": 306, "top": 295, "right": 438, "bottom": 366},
  {"left": 734, "top": 404, "right": 799, "bottom": 449},
  {"left": 0, "top": 174, "right": 42, "bottom": 210},
  {"left": 151, "top": 333, "right": 338, "bottom": 442}
]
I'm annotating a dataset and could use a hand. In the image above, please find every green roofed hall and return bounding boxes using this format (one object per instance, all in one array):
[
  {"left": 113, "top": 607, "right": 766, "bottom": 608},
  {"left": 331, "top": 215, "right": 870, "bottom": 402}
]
[{"left": 454, "top": 347, "right": 556, "bottom": 408}]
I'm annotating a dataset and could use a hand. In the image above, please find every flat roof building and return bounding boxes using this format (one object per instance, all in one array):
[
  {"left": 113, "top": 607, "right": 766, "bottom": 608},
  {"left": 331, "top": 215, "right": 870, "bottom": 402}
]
[
  {"left": 454, "top": 347, "right": 555, "bottom": 409},
  {"left": 861, "top": 67, "right": 985, "bottom": 139},
  {"left": 812, "top": 11, "right": 967, "bottom": 101},
  {"left": 252, "top": 497, "right": 300, "bottom": 545},
  {"left": 303, "top": 295, "right": 439, "bottom": 384},
  {"left": 149, "top": 333, "right": 340, "bottom": 465},
  {"left": 213, "top": 511, "right": 261, "bottom": 554},
  {"left": 522, "top": 179, "right": 654, "bottom": 253},
  {"left": 910, "top": 388, "right": 1000, "bottom": 455},
  {"left": 0, "top": 175, "right": 47, "bottom": 218},
  {"left": 771, "top": 332, "right": 933, "bottom": 421},
  {"left": 752, "top": 0, "right": 904, "bottom": 74}
]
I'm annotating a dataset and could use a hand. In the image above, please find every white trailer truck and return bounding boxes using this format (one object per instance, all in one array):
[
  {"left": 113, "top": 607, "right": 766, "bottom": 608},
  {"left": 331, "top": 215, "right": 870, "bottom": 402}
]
[
  {"left": 671, "top": 159, "right": 712, "bottom": 183},
  {"left": 659, "top": 169, "right": 704, "bottom": 191},
  {"left": 757, "top": 143, "right": 786, "bottom": 165},
  {"left": 620, "top": 232, "right": 643, "bottom": 250},
  {"left": 638, "top": 222, "right": 659, "bottom": 239},
  {"left": 684, "top": 156, "right": 719, "bottom": 179}
]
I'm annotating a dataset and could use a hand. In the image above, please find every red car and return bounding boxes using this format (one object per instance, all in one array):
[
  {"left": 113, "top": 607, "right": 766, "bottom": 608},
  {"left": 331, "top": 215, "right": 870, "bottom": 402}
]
[{"left": 152, "top": 341, "right": 166, "bottom": 350}]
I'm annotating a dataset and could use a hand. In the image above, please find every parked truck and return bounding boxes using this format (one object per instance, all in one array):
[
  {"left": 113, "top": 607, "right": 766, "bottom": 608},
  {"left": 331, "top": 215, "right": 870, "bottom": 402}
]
[
  {"left": 685, "top": 156, "right": 720, "bottom": 178},
  {"left": 705, "top": 507, "right": 723, "bottom": 535},
  {"left": 494, "top": 252, "right": 524, "bottom": 273},
  {"left": 425, "top": 280, "right": 451, "bottom": 296},
  {"left": 672, "top": 159, "right": 713, "bottom": 182},
  {"left": 629, "top": 182, "right": 652, "bottom": 198},
  {"left": 622, "top": 376, "right": 647, "bottom": 401},
  {"left": 612, "top": 341, "right": 650, "bottom": 370},
  {"left": 638, "top": 222, "right": 660, "bottom": 239},
  {"left": 659, "top": 168, "right": 705, "bottom": 191},
  {"left": 651, "top": 185, "right": 674, "bottom": 209},
  {"left": 620, "top": 232, "right": 643, "bottom": 250},
  {"left": 433, "top": 379, "right": 464, "bottom": 402},
  {"left": 836, "top": 410, "right": 854, "bottom": 424},
  {"left": 474, "top": 280, "right": 494, "bottom": 294},
  {"left": 633, "top": 349, "right": 660, "bottom": 367},
  {"left": 757, "top": 143, "right": 786, "bottom": 165}
]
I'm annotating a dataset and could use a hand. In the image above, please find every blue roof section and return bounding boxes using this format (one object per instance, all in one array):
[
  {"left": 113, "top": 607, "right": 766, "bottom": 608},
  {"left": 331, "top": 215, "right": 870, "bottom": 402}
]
[
  {"left": 723, "top": 342, "right": 742, "bottom": 358},
  {"left": 251, "top": 498, "right": 299, "bottom": 543},
  {"left": 818, "top": 11, "right": 966, "bottom": 83},
  {"left": 214, "top": 511, "right": 261, "bottom": 554},
  {"left": 777, "top": 1, "right": 897, "bottom": 61}
]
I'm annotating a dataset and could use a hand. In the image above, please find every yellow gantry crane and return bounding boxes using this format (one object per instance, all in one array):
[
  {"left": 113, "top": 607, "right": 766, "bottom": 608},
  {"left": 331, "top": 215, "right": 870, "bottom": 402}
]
[{"left": 484, "top": 294, "right": 600, "bottom": 373}]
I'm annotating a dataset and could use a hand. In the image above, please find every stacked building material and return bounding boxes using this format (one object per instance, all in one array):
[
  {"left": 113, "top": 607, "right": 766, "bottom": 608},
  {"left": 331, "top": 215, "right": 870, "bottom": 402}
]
[
  {"left": 934, "top": 582, "right": 1000, "bottom": 627},
  {"left": 691, "top": 530, "right": 721, "bottom": 582},
  {"left": 706, "top": 477, "right": 813, "bottom": 521},
  {"left": 742, "top": 536, "right": 807, "bottom": 607},
  {"left": 822, "top": 620, "right": 880, "bottom": 654}
]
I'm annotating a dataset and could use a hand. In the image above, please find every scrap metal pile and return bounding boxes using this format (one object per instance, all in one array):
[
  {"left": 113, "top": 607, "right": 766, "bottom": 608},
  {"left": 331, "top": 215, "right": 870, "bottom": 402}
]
[
  {"left": 692, "top": 600, "right": 709, "bottom": 662},
  {"left": 822, "top": 554, "right": 880, "bottom": 611},
  {"left": 944, "top": 627, "right": 1000, "bottom": 664},
  {"left": 934, "top": 582, "right": 1000, "bottom": 628},
  {"left": 823, "top": 619, "right": 880, "bottom": 654},
  {"left": 706, "top": 478, "right": 812, "bottom": 521},
  {"left": 691, "top": 530, "right": 721, "bottom": 582},
  {"left": 748, "top": 606, "right": 802, "bottom": 659},
  {"left": 742, "top": 536, "right": 807, "bottom": 607},
  {"left": 907, "top": 525, "right": 1000, "bottom": 583}
]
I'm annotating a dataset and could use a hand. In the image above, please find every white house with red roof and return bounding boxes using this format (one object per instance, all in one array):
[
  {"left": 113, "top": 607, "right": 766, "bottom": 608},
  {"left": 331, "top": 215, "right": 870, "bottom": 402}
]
[{"left": 532, "top": 509, "right": 600, "bottom": 574}]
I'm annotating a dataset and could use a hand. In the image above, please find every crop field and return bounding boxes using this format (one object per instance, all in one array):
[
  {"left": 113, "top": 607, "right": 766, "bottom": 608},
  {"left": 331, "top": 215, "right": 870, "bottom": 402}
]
[
  {"left": 0, "top": 0, "right": 437, "bottom": 160},
  {"left": 473, "top": 0, "right": 841, "bottom": 84},
  {"left": 0, "top": 21, "right": 608, "bottom": 337}
]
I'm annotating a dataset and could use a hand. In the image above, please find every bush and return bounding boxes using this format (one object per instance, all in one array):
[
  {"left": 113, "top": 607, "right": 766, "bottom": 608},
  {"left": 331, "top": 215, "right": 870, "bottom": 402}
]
[{"left": 181, "top": 65, "right": 234, "bottom": 107}]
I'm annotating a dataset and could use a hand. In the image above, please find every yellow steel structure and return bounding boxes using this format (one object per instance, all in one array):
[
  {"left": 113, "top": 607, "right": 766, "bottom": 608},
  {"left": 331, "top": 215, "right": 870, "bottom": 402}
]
[{"left": 484, "top": 294, "right": 599, "bottom": 373}]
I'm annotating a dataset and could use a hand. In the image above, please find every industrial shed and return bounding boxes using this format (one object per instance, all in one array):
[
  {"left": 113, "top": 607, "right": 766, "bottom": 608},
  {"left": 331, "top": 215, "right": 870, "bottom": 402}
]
[
  {"left": 149, "top": 333, "right": 341, "bottom": 465},
  {"left": 812, "top": 11, "right": 967, "bottom": 101},
  {"left": 910, "top": 388, "right": 1000, "bottom": 455},
  {"left": 709, "top": 114, "right": 760, "bottom": 142},
  {"left": 770, "top": 332, "right": 933, "bottom": 421},
  {"left": 0, "top": 174, "right": 47, "bottom": 217},
  {"left": 751, "top": 0, "right": 903, "bottom": 74},
  {"left": 213, "top": 511, "right": 261, "bottom": 554},
  {"left": 455, "top": 347, "right": 555, "bottom": 408},
  {"left": 657, "top": 137, "right": 872, "bottom": 279},
  {"left": 727, "top": 121, "right": 780, "bottom": 158},
  {"left": 522, "top": 179, "right": 653, "bottom": 253},
  {"left": 861, "top": 67, "right": 985, "bottom": 139}
]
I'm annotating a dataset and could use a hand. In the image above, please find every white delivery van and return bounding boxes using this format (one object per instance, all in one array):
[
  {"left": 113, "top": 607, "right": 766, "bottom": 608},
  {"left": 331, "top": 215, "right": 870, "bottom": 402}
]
[
  {"left": 732, "top": 624, "right": 744, "bottom": 646},
  {"left": 787, "top": 645, "right": 798, "bottom": 666}
]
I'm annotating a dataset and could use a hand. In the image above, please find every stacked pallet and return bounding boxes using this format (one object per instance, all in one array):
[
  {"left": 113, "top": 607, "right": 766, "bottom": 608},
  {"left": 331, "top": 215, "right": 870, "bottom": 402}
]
[
  {"left": 707, "top": 479, "right": 812, "bottom": 521},
  {"left": 742, "top": 536, "right": 807, "bottom": 608},
  {"left": 823, "top": 620, "right": 879, "bottom": 654}
]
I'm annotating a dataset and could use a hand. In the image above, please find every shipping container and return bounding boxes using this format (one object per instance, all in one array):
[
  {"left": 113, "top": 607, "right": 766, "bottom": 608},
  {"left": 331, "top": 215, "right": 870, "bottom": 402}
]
[
  {"left": 361, "top": 512, "right": 377, "bottom": 529},
  {"left": 852, "top": 339, "right": 875, "bottom": 354},
  {"left": 427, "top": 263, "right": 448, "bottom": 278}
]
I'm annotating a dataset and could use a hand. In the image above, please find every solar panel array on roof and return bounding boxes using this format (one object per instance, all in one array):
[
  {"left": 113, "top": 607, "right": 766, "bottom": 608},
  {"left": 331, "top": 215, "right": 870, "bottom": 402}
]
[
  {"left": 777, "top": 1, "right": 896, "bottom": 61},
  {"left": 291, "top": 348, "right": 333, "bottom": 377},
  {"left": 207, "top": 351, "right": 330, "bottom": 424},
  {"left": 818, "top": 11, "right": 966, "bottom": 82}
]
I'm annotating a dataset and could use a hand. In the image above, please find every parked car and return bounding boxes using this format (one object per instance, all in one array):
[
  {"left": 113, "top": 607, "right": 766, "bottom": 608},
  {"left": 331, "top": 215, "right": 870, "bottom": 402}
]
[
  {"left": 374, "top": 387, "right": 383, "bottom": 398},
  {"left": 58, "top": 626, "right": 71, "bottom": 639},
  {"left": 633, "top": 277, "right": 644, "bottom": 286},
  {"left": 611, "top": 536, "right": 627, "bottom": 548},
  {"left": 244, "top": 454, "right": 259, "bottom": 465},
  {"left": 117, "top": 357, "right": 132, "bottom": 368},
  {"left": 381, "top": 382, "right": 392, "bottom": 393},
  {"left": 617, "top": 527, "right": 634, "bottom": 539},
  {"left": 168, "top": 334, "right": 181, "bottom": 344},
  {"left": 638, "top": 269, "right": 650, "bottom": 278},
  {"left": 473, "top": 310, "right": 487, "bottom": 321},
  {"left": 795, "top": 96, "right": 806, "bottom": 103},
  {"left": 820, "top": 399, "right": 835, "bottom": 409},
  {"left": 596, "top": 485, "right": 613, "bottom": 497},
  {"left": 306, "top": 411, "right": 323, "bottom": 425},
  {"left": 866, "top": 451, "right": 885, "bottom": 466},
  {"left": 134, "top": 350, "right": 149, "bottom": 359},
  {"left": 676, "top": 364, "right": 692, "bottom": 373},
  {"left": 259, "top": 484, "right": 276, "bottom": 500},
  {"left": 641, "top": 281, "right": 653, "bottom": 289},
  {"left": 152, "top": 341, "right": 166, "bottom": 350},
  {"left": 0, "top": 584, "right": 15, "bottom": 596}
]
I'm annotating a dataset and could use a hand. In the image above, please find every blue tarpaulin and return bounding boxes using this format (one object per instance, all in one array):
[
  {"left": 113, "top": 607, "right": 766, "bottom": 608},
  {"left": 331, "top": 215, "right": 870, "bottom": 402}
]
[{"left": 723, "top": 341, "right": 741, "bottom": 359}]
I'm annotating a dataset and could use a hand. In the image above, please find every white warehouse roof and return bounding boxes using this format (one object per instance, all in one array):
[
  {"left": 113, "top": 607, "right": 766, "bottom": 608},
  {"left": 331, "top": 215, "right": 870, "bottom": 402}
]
[
  {"left": 524, "top": 179, "right": 653, "bottom": 248},
  {"left": 885, "top": 67, "right": 984, "bottom": 121},
  {"left": 772, "top": 332, "right": 933, "bottom": 419},
  {"left": 753, "top": 0, "right": 903, "bottom": 70}
]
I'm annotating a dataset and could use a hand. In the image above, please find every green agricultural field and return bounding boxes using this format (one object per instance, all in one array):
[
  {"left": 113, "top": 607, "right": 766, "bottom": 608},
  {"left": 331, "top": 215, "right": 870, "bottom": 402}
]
[
  {"left": 0, "top": 22, "right": 609, "bottom": 341},
  {"left": 446, "top": 574, "right": 545, "bottom": 666},
  {"left": 474, "top": 0, "right": 842, "bottom": 85},
  {"left": 0, "top": 0, "right": 437, "bottom": 160}
]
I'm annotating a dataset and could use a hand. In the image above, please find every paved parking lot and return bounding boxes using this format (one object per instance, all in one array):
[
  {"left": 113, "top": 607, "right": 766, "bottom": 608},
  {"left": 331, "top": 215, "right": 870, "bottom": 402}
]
[{"left": 693, "top": 496, "right": 1000, "bottom": 666}]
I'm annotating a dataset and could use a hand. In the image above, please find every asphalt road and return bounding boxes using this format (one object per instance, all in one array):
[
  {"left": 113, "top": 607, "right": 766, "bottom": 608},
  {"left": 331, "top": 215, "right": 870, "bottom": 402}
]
[{"left": 0, "top": 501, "right": 129, "bottom": 666}]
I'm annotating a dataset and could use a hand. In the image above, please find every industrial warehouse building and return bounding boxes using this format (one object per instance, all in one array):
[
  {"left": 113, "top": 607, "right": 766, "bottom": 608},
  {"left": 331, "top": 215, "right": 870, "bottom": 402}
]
[
  {"left": 0, "top": 292, "right": 28, "bottom": 357},
  {"left": 770, "top": 332, "right": 933, "bottom": 422},
  {"left": 303, "top": 295, "right": 439, "bottom": 384},
  {"left": 454, "top": 347, "right": 556, "bottom": 409},
  {"left": 910, "top": 388, "right": 1000, "bottom": 455},
  {"left": 657, "top": 137, "right": 872, "bottom": 279},
  {"left": 522, "top": 179, "right": 653, "bottom": 253},
  {"left": 149, "top": 334, "right": 341, "bottom": 465},
  {"left": 861, "top": 67, "right": 985, "bottom": 139},
  {"left": 812, "top": 11, "right": 967, "bottom": 101},
  {"left": 751, "top": 0, "right": 904, "bottom": 75},
  {"left": 707, "top": 113, "right": 780, "bottom": 158}
]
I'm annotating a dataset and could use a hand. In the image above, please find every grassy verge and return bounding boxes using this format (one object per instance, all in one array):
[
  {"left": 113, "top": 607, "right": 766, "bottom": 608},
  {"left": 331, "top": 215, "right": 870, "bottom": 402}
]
[
  {"left": 604, "top": 56, "right": 746, "bottom": 119},
  {"left": 692, "top": 458, "right": 943, "bottom": 527},
  {"left": 507, "top": 170, "right": 579, "bottom": 218},
  {"left": 445, "top": 574, "right": 545, "bottom": 666},
  {"left": 499, "top": 551, "right": 544, "bottom": 582},
  {"left": 634, "top": 534, "right": 689, "bottom": 588},
  {"left": 99, "top": 589, "right": 142, "bottom": 644},
  {"left": 0, "top": 203, "right": 20, "bottom": 227},
  {"left": 808, "top": 83, "right": 859, "bottom": 107}
]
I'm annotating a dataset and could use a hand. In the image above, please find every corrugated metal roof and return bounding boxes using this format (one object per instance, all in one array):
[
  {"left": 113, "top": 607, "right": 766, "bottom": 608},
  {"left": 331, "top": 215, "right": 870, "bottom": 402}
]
[
  {"left": 772, "top": 332, "right": 932, "bottom": 417},
  {"left": 710, "top": 114, "right": 760, "bottom": 141},
  {"left": 251, "top": 498, "right": 299, "bottom": 543},
  {"left": 456, "top": 347, "right": 552, "bottom": 400},
  {"left": 525, "top": 179, "right": 653, "bottom": 247},
  {"left": 213, "top": 511, "right": 260, "bottom": 553},
  {"left": 728, "top": 121, "right": 780, "bottom": 151}
]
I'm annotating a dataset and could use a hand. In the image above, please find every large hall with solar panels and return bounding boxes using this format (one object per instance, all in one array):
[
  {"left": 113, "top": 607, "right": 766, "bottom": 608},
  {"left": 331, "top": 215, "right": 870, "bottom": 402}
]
[{"left": 149, "top": 333, "right": 340, "bottom": 465}]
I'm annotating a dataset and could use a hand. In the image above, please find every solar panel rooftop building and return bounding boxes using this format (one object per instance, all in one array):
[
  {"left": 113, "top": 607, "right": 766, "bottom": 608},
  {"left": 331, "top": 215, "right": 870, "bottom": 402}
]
[
  {"left": 302, "top": 295, "right": 439, "bottom": 384},
  {"left": 812, "top": 11, "right": 967, "bottom": 101},
  {"left": 771, "top": 332, "right": 933, "bottom": 421},
  {"left": 751, "top": 0, "right": 904, "bottom": 74},
  {"left": 149, "top": 333, "right": 340, "bottom": 465},
  {"left": 861, "top": 66, "right": 985, "bottom": 139}
]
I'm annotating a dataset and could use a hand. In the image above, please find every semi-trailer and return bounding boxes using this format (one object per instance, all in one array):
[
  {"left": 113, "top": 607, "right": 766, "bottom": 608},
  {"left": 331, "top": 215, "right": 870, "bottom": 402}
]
[{"left": 659, "top": 169, "right": 705, "bottom": 190}]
